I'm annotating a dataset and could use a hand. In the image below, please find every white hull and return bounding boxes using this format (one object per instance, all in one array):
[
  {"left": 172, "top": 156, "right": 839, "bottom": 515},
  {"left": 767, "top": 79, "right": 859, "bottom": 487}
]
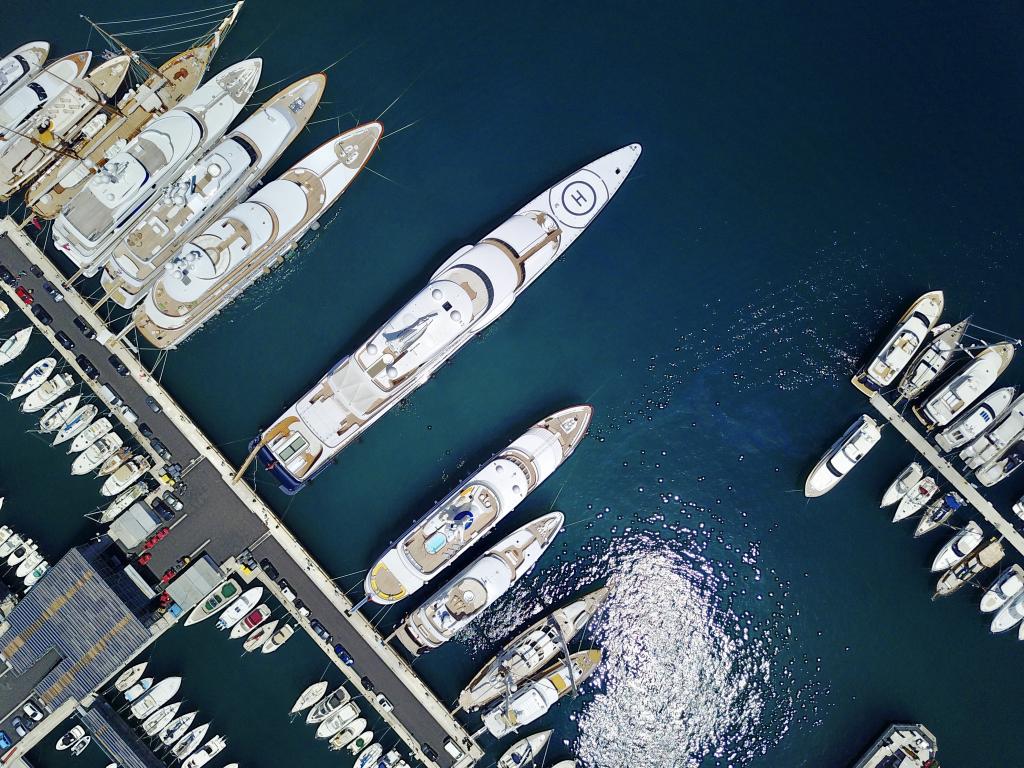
[
  {"left": 934, "top": 386, "right": 1015, "bottom": 452},
  {"left": 852, "top": 291, "right": 943, "bottom": 394},
  {"left": 0, "top": 42, "right": 49, "bottom": 105},
  {"left": 11, "top": 357, "right": 56, "bottom": 399},
  {"left": 215, "top": 586, "right": 262, "bottom": 629},
  {"left": 897, "top": 319, "right": 970, "bottom": 400},
  {"left": 22, "top": 372, "right": 74, "bottom": 413},
  {"left": 39, "top": 395, "right": 80, "bottom": 433},
  {"left": 498, "top": 731, "right": 552, "bottom": 768},
  {"left": 113, "top": 661, "right": 147, "bottom": 691},
  {"left": 893, "top": 476, "right": 937, "bottom": 522},
  {"left": 98, "top": 481, "right": 147, "bottom": 523},
  {"left": 931, "top": 521, "right": 982, "bottom": 572},
  {"left": 53, "top": 405, "right": 97, "bottom": 445},
  {"left": 960, "top": 393, "right": 1024, "bottom": 468},
  {"left": 879, "top": 462, "right": 922, "bottom": 508},
  {"left": 991, "top": 592, "right": 1024, "bottom": 633},
  {"left": 804, "top": 415, "right": 881, "bottom": 497},
  {"left": 0, "top": 327, "right": 32, "bottom": 366},
  {"left": 100, "top": 456, "right": 150, "bottom": 495},
  {"left": 981, "top": 565, "right": 1024, "bottom": 613},
  {"left": 914, "top": 344, "right": 1014, "bottom": 429},
  {"left": 314, "top": 702, "right": 359, "bottom": 739},
  {"left": 0, "top": 52, "right": 91, "bottom": 142},
  {"left": 290, "top": 681, "right": 328, "bottom": 714},
  {"left": 130, "top": 676, "right": 181, "bottom": 719},
  {"left": 70, "top": 417, "right": 112, "bottom": 452}
]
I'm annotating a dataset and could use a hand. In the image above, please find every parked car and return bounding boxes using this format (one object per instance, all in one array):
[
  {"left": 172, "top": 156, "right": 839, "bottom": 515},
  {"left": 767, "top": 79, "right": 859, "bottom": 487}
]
[
  {"left": 0, "top": 730, "right": 10, "bottom": 749},
  {"left": 145, "top": 395, "right": 162, "bottom": 413},
  {"left": 54, "top": 330, "right": 76, "bottom": 350},
  {"left": 277, "top": 579, "right": 296, "bottom": 601},
  {"left": 42, "top": 281, "right": 63, "bottom": 302},
  {"left": 22, "top": 702, "right": 42, "bottom": 722},
  {"left": 0, "top": 265, "right": 16, "bottom": 286},
  {"left": 75, "top": 354, "right": 99, "bottom": 380},
  {"left": 28, "top": 264, "right": 43, "bottom": 278},
  {"left": 11, "top": 718, "right": 25, "bottom": 738},
  {"left": 162, "top": 491, "right": 183, "bottom": 512},
  {"left": 259, "top": 558, "right": 279, "bottom": 581},
  {"left": 294, "top": 598, "right": 310, "bottom": 617},
  {"left": 360, "top": 676, "right": 376, "bottom": 693},
  {"left": 310, "top": 618, "right": 332, "bottom": 643},
  {"left": 30, "top": 304, "right": 52, "bottom": 325},
  {"left": 151, "top": 498, "right": 176, "bottom": 522},
  {"left": 138, "top": 422, "right": 153, "bottom": 439},
  {"left": 109, "top": 355, "right": 130, "bottom": 376},
  {"left": 73, "top": 316, "right": 96, "bottom": 339},
  {"left": 150, "top": 438, "right": 171, "bottom": 461},
  {"left": 333, "top": 644, "right": 353, "bottom": 665},
  {"left": 421, "top": 743, "right": 439, "bottom": 763},
  {"left": 375, "top": 693, "right": 393, "bottom": 712},
  {"left": 15, "top": 286, "right": 32, "bottom": 305}
]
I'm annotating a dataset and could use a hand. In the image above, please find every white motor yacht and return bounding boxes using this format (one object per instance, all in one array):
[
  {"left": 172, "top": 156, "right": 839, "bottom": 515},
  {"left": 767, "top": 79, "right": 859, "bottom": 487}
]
[
  {"left": 113, "top": 661, "right": 147, "bottom": 692},
  {"left": 181, "top": 735, "right": 227, "bottom": 768},
  {"left": 880, "top": 463, "right": 923, "bottom": 508},
  {"left": 261, "top": 622, "right": 294, "bottom": 653},
  {"left": 135, "top": 121, "right": 383, "bottom": 348},
  {"left": 21, "top": 372, "right": 74, "bottom": 412},
  {"left": 934, "top": 386, "right": 1015, "bottom": 452},
  {"left": 159, "top": 711, "right": 197, "bottom": 746},
  {"left": 395, "top": 511, "right": 564, "bottom": 655},
  {"left": 171, "top": 723, "right": 210, "bottom": 760},
  {"left": 852, "top": 291, "right": 943, "bottom": 395},
  {"left": 991, "top": 592, "right": 1024, "bottom": 633},
  {"left": 0, "top": 533, "right": 24, "bottom": 559},
  {"left": 242, "top": 619, "right": 277, "bottom": 652},
  {"left": 914, "top": 343, "right": 1015, "bottom": 429},
  {"left": 497, "top": 731, "right": 552, "bottom": 768},
  {"left": 980, "top": 565, "right": 1024, "bottom": 613},
  {"left": 100, "top": 455, "right": 151, "bottom": 496},
  {"left": 52, "top": 58, "right": 263, "bottom": 275},
  {"left": 184, "top": 578, "right": 241, "bottom": 625},
  {"left": 123, "top": 677, "right": 153, "bottom": 702},
  {"left": 98, "top": 481, "right": 147, "bottom": 523},
  {"left": 290, "top": 681, "right": 328, "bottom": 714},
  {"left": 0, "top": 327, "right": 32, "bottom": 365},
  {"left": 346, "top": 731, "right": 374, "bottom": 755},
  {"left": 354, "top": 744, "right": 383, "bottom": 768},
  {"left": 960, "top": 392, "right": 1024, "bottom": 468},
  {"left": 913, "top": 492, "right": 966, "bottom": 537},
  {"left": 976, "top": 439, "right": 1024, "bottom": 487},
  {"left": 69, "top": 735, "right": 90, "bottom": 756},
  {"left": 39, "top": 395, "right": 80, "bottom": 432},
  {"left": 897, "top": 319, "right": 970, "bottom": 401},
  {"left": 102, "top": 74, "right": 326, "bottom": 308},
  {"left": 0, "top": 42, "right": 49, "bottom": 104},
  {"left": 69, "top": 417, "right": 112, "bottom": 452},
  {"left": 130, "top": 676, "right": 182, "bottom": 719},
  {"left": 307, "top": 685, "right": 350, "bottom": 724},
  {"left": 8, "top": 540, "right": 36, "bottom": 566},
  {"left": 328, "top": 717, "right": 366, "bottom": 751},
  {"left": 366, "top": 406, "right": 592, "bottom": 604},
  {"left": 15, "top": 550, "right": 44, "bottom": 579},
  {"left": 11, "top": 357, "right": 56, "bottom": 399},
  {"left": 72, "top": 433, "right": 123, "bottom": 475},
  {"left": 804, "top": 415, "right": 881, "bottom": 497},
  {"left": 56, "top": 724, "right": 85, "bottom": 751},
  {"left": 931, "top": 521, "right": 983, "bottom": 572},
  {"left": 228, "top": 603, "right": 270, "bottom": 639},
  {"left": 215, "top": 586, "right": 262, "bottom": 629},
  {"left": 482, "top": 650, "right": 601, "bottom": 737},
  {"left": 53, "top": 404, "right": 98, "bottom": 446},
  {"left": 23, "top": 560, "right": 48, "bottom": 588},
  {"left": 315, "top": 702, "right": 360, "bottom": 740},
  {"left": 253, "top": 144, "right": 642, "bottom": 494},
  {"left": 0, "top": 52, "right": 91, "bottom": 143}
]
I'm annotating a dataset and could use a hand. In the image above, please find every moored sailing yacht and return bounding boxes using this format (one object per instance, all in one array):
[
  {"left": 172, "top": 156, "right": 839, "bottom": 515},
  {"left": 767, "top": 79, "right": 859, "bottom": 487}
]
[
  {"left": 21, "top": 372, "right": 74, "bottom": 413},
  {"left": 52, "top": 57, "right": 263, "bottom": 275},
  {"left": 39, "top": 395, "right": 80, "bottom": 433},
  {"left": 913, "top": 492, "right": 966, "bottom": 538},
  {"left": 0, "top": 52, "right": 92, "bottom": 143},
  {"left": 253, "top": 144, "right": 642, "bottom": 494},
  {"left": 879, "top": 463, "right": 922, "bottom": 508},
  {"left": 113, "top": 661, "right": 147, "bottom": 691},
  {"left": 366, "top": 406, "right": 592, "bottom": 604},
  {"left": 135, "top": 121, "right": 383, "bottom": 347},
  {"left": 0, "top": 327, "right": 32, "bottom": 366},
  {"left": 497, "top": 731, "right": 552, "bottom": 768},
  {"left": 11, "top": 357, "right": 56, "bottom": 399},
  {"left": 0, "top": 42, "right": 50, "bottom": 104},
  {"left": 289, "top": 681, "right": 328, "bottom": 714},
  {"left": 53, "top": 404, "right": 98, "bottom": 446}
]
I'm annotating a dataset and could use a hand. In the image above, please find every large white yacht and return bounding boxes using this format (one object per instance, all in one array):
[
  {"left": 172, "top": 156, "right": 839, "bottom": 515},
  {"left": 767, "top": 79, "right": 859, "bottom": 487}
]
[
  {"left": 976, "top": 438, "right": 1024, "bottom": 487},
  {"left": 0, "top": 55, "right": 131, "bottom": 201},
  {"left": 804, "top": 415, "right": 881, "bottom": 497},
  {"left": 0, "top": 52, "right": 91, "bottom": 143},
  {"left": 255, "top": 144, "right": 642, "bottom": 493},
  {"left": 394, "top": 511, "right": 564, "bottom": 655},
  {"left": 52, "top": 58, "right": 263, "bottom": 275},
  {"left": 852, "top": 291, "right": 944, "bottom": 396},
  {"left": 0, "top": 42, "right": 49, "bottom": 104},
  {"left": 913, "top": 343, "right": 1014, "bottom": 429},
  {"left": 365, "top": 406, "right": 592, "bottom": 604},
  {"left": 102, "top": 74, "right": 326, "bottom": 307},
  {"left": 934, "top": 386, "right": 1015, "bottom": 452},
  {"left": 135, "top": 121, "right": 382, "bottom": 347}
]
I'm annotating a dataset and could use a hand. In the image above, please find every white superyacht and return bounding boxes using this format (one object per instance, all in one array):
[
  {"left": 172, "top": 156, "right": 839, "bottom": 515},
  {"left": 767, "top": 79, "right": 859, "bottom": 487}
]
[
  {"left": 913, "top": 343, "right": 1015, "bottom": 429},
  {"left": 933, "top": 386, "right": 1015, "bottom": 452},
  {"left": 0, "top": 42, "right": 49, "bottom": 104},
  {"left": 52, "top": 58, "right": 263, "bottom": 275},
  {"left": 135, "top": 121, "right": 383, "bottom": 347},
  {"left": 101, "top": 74, "right": 326, "bottom": 307},
  {"left": 0, "top": 52, "right": 91, "bottom": 143},
  {"left": 365, "top": 405, "right": 592, "bottom": 604},
  {"left": 254, "top": 144, "right": 642, "bottom": 493},
  {"left": 852, "top": 291, "right": 944, "bottom": 396}
]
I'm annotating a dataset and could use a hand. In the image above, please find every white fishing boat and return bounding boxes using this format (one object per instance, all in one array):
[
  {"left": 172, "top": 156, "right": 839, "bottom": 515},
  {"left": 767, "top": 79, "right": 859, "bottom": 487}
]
[
  {"left": 181, "top": 735, "right": 226, "bottom": 768},
  {"left": 52, "top": 58, "right": 263, "bottom": 275},
  {"left": 914, "top": 343, "right": 1015, "bottom": 429},
  {"left": 22, "top": 372, "right": 74, "bottom": 413},
  {"left": 215, "top": 586, "right": 262, "bottom": 630},
  {"left": 315, "top": 702, "right": 360, "bottom": 739},
  {"left": 0, "top": 533, "right": 23, "bottom": 559},
  {"left": 934, "top": 386, "right": 1015, "bottom": 452},
  {"left": 497, "top": 731, "right": 553, "bottom": 768},
  {"left": 39, "top": 395, "right": 81, "bottom": 432},
  {"left": 328, "top": 717, "right": 366, "bottom": 751},
  {"left": 171, "top": 723, "right": 210, "bottom": 760},
  {"left": 0, "top": 52, "right": 91, "bottom": 143},
  {"left": 252, "top": 144, "right": 642, "bottom": 494},
  {"left": 991, "top": 592, "right": 1024, "bottom": 634},
  {"left": 804, "top": 415, "right": 881, "bottom": 497},
  {"left": 136, "top": 120, "right": 383, "bottom": 348},
  {"left": 8, "top": 540, "right": 36, "bottom": 566},
  {"left": 56, "top": 725, "right": 86, "bottom": 751},
  {"left": 879, "top": 462, "right": 923, "bottom": 508},
  {"left": 123, "top": 676, "right": 153, "bottom": 702},
  {"left": 395, "top": 512, "right": 564, "bottom": 655},
  {"left": 346, "top": 730, "right": 373, "bottom": 755},
  {"left": 931, "top": 521, "right": 983, "bottom": 572},
  {"left": 10, "top": 357, "right": 56, "bottom": 399},
  {"left": 852, "top": 291, "right": 944, "bottom": 395},
  {"left": 935, "top": 538, "right": 1004, "bottom": 597},
  {"left": 103, "top": 74, "right": 326, "bottom": 308},
  {"left": 0, "top": 327, "right": 32, "bottom": 365},
  {"left": 70, "top": 417, "right": 112, "bottom": 452},
  {"left": 98, "top": 481, "right": 147, "bottom": 523},
  {"left": 69, "top": 735, "right": 90, "bottom": 756},
  {"left": 460, "top": 586, "right": 609, "bottom": 712},
  {"left": 23, "top": 561, "right": 47, "bottom": 588},
  {"left": 15, "top": 550, "right": 44, "bottom": 579},
  {"left": 184, "top": 577, "right": 241, "bottom": 625},
  {"left": 242, "top": 619, "right": 277, "bottom": 652},
  {"left": 482, "top": 650, "right": 601, "bottom": 737},
  {"left": 976, "top": 438, "right": 1024, "bottom": 487},
  {"left": 307, "top": 685, "right": 350, "bottom": 724},
  {"left": 130, "top": 676, "right": 181, "bottom": 719},
  {"left": 980, "top": 565, "right": 1024, "bottom": 613},
  {"left": 159, "top": 710, "right": 197, "bottom": 746},
  {"left": 289, "top": 681, "right": 328, "bottom": 714},
  {"left": 354, "top": 743, "right": 383, "bottom": 768},
  {"left": 914, "top": 492, "right": 966, "bottom": 537},
  {"left": 261, "top": 622, "right": 294, "bottom": 653},
  {"left": 228, "top": 603, "right": 270, "bottom": 639},
  {"left": 366, "top": 406, "right": 592, "bottom": 604},
  {"left": 893, "top": 477, "right": 938, "bottom": 522},
  {"left": 113, "top": 661, "right": 147, "bottom": 691},
  {"left": 142, "top": 701, "right": 181, "bottom": 736},
  {"left": 53, "top": 404, "right": 98, "bottom": 446},
  {"left": 0, "top": 42, "right": 49, "bottom": 104},
  {"left": 100, "top": 455, "right": 151, "bottom": 496},
  {"left": 960, "top": 393, "right": 1024, "bottom": 468}
]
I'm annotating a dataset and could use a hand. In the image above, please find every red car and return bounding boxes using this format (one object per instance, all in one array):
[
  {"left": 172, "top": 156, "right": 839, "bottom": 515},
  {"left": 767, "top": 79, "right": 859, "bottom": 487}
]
[{"left": 15, "top": 286, "right": 32, "bottom": 305}]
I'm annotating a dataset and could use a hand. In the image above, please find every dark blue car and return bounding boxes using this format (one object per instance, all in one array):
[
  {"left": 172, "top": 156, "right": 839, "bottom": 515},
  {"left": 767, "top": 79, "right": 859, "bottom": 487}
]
[{"left": 333, "top": 644, "right": 353, "bottom": 665}]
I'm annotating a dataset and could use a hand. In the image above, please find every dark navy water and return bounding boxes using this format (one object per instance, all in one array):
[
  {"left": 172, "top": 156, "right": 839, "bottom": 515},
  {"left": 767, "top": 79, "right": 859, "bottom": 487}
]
[{"left": 3, "top": 2, "right": 1024, "bottom": 767}]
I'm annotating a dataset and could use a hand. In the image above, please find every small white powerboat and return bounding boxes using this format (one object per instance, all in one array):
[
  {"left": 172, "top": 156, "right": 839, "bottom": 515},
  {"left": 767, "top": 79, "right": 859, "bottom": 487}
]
[
  {"left": 10, "top": 356, "right": 56, "bottom": 399},
  {"left": 142, "top": 701, "right": 181, "bottom": 736},
  {"left": 897, "top": 319, "right": 970, "bottom": 400},
  {"left": 804, "top": 415, "right": 882, "bottom": 497},
  {"left": 354, "top": 744, "right": 383, "bottom": 768},
  {"left": 171, "top": 723, "right": 210, "bottom": 761},
  {"left": 346, "top": 730, "right": 374, "bottom": 755},
  {"left": 56, "top": 725, "right": 86, "bottom": 751},
  {"left": 976, "top": 439, "right": 1024, "bottom": 487},
  {"left": 23, "top": 560, "right": 47, "bottom": 588},
  {"left": 0, "top": 532, "right": 23, "bottom": 559},
  {"left": 893, "top": 477, "right": 939, "bottom": 522},
  {"left": 914, "top": 492, "right": 966, "bottom": 537},
  {"left": 981, "top": 565, "right": 1024, "bottom": 613},
  {"left": 852, "top": 291, "right": 944, "bottom": 395},
  {"left": 314, "top": 701, "right": 359, "bottom": 739},
  {"left": 289, "top": 681, "right": 328, "bottom": 714},
  {"left": 53, "top": 404, "right": 98, "bottom": 446},
  {"left": 215, "top": 586, "right": 262, "bottom": 630},
  {"left": 113, "top": 661, "right": 148, "bottom": 692},
  {"left": 130, "top": 676, "right": 182, "bottom": 719},
  {"left": 934, "top": 386, "right": 1015, "bottom": 452},
  {"left": 242, "top": 619, "right": 278, "bottom": 652},
  {"left": 228, "top": 603, "right": 271, "bottom": 639},
  {"left": 328, "top": 717, "right": 367, "bottom": 751},
  {"left": 498, "top": 731, "right": 553, "bottom": 768},
  {"left": 69, "top": 734, "right": 90, "bottom": 756},
  {"left": 931, "top": 521, "right": 983, "bottom": 572},
  {"left": 16, "top": 550, "right": 44, "bottom": 579},
  {"left": 991, "top": 592, "right": 1024, "bottom": 633},
  {"left": 39, "top": 395, "right": 81, "bottom": 432},
  {"left": 123, "top": 676, "right": 153, "bottom": 702},
  {"left": 880, "top": 462, "right": 923, "bottom": 508},
  {"left": 8, "top": 539, "right": 36, "bottom": 566},
  {"left": 261, "top": 622, "right": 294, "bottom": 653},
  {"left": 72, "top": 433, "right": 124, "bottom": 475},
  {"left": 69, "top": 417, "right": 112, "bottom": 453},
  {"left": 307, "top": 685, "right": 350, "bottom": 725},
  {"left": 914, "top": 343, "right": 1015, "bottom": 429},
  {"left": 100, "top": 455, "right": 151, "bottom": 496},
  {"left": 0, "top": 327, "right": 31, "bottom": 366},
  {"left": 21, "top": 371, "right": 74, "bottom": 413}
]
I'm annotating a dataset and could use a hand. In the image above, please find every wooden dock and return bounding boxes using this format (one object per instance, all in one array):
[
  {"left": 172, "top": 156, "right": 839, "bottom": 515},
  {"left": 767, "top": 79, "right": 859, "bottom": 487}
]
[{"left": 869, "top": 394, "right": 1024, "bottom": 556}]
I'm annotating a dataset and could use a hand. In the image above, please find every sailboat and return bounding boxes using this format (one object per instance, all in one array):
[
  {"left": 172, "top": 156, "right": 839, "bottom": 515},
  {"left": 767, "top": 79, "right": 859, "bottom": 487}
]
[
  {"left": 289, "top": 681, "right": 328, "bottom": 714},
  {"left": 497, "top": 731, "right": 553, "bottom": 768},
  {"left": 879, "top": 463, "right": 922, "bottom": 508},
  {"left": 0, "top": 327, "right": 32, "bottom": 365},
  {"left": 113, "top": 661, "right": 147, "bottom": 692}
]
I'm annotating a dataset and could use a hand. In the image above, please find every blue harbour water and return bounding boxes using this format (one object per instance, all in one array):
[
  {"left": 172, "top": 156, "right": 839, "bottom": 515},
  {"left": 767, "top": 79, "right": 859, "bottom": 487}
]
[{"left": 2, "top": 2, "right": 1024, "bottom": 767}]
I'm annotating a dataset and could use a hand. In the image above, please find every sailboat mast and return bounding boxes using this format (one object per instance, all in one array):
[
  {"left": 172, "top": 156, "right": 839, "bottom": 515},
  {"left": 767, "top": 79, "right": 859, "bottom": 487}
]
[{"left": 80, "top": 15, "right": 166, "bottom": 85}]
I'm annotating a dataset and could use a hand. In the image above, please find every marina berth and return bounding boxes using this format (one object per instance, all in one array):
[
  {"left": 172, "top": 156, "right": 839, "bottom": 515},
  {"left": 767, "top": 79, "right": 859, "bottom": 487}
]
[
  {"left": 897, "top": 319, "right": 970, "bottom": 401},
  {"left": 394, "top": 511, "right": 564, "bottom": 655},
  {"left": 991, "top": 592, "right": 1024, "bottom": 633},
  {"left": 0, "top": 52, "right": 92, "bottom": 143},
  {"left": 959, "top": 392, "right": 1024, "bottom": 468},
  {"left": 21, "top": 371, "right": 73, "bottom": 412},
  {"left": 852, "top": 291, "right": 944, "bottom": 396},
  {"left": 135, "top": 120, "right": 383, "bottom": 347},
  {"left": 366, "top": 405, "right": 592, "bottom": 604},
  {"left": 804, "top": 415, "right": 881, "bottom": 497},
  {"left": 980, "top": 564, "right": 1024, "bottom": 613},
  {"left": 930, "top": 521, "right": 982, "bottom": 572},
  {"left": 242, "top": 618, "right": 277, "bottom": 652},
  {"left": 0, "top": 42, "right": 49, "bottom": 104},
  {"left": 314, "top": 702, "right": 360, "bottom": 739},
  {"left": 913, "top": 492, "right": 965, "bottom": 538},
  {"left": 328, "top": 717, "right": 367, "bottom": 751},
  {"left": 51, "top": 57, "right": 263, "bottom": 275},
  {"left": 69, "top": 735, "right": 90, "bottom": 756},
  {"left": 142, "top": 701, "right": 181, "bottom": 736},
  {"left": 261, "top": 622, "right": 294, "bottom": 652},
  {"left": 130, "top": 676, "right": 182, "bottom": 719},
  {"left": 913, "top": 342, "right": 1015, "bottom": 429},
  {"left": 0, "top": 55, "right": 132, "bottom": 201},
  {"left": 346, "top": 731, "right": 373, "bottom": 755},
  {"left": 181, "top": 734, "right": 227, "bottom": 768},
  {"left": 497, "top": 731, "right": 552, "bottom": 768},
  {"left": 56, "top": 725, "right": 85, "bottom": 751},
  {"left": 102, "top": 73, "right": 327, "bottom": 308},
  {"left": 880, "top": 462, "right": 922, "bottom": 508},
  {"left": 934, "top": 538, "right": 1004, "bottom": 597},
  {"left": 253, "top": 144, "right": 642, "bottom": 493},
  {"left": 71, "top": 433, "right": 123, "bottom": 475},
  {"left": 38, "top": 394, "right": 80, "bottom": 432},
  {"left": 10, "top": 356, "right": 56, "bottom": 399},
  {"left": 933, "top": 385, "right": 1015, "bottom": 451},
  {"left": 98, "top": 481, "right": 147, "bottom": 523},
  {"left": 0, "top": 327, "right": 32, "bottom": 365},
  {"left": 27, "top": 3, "right": 244, "bottom": 218},
  {"left": 52, "top": 404, "right": 98, "bottom": 445}
]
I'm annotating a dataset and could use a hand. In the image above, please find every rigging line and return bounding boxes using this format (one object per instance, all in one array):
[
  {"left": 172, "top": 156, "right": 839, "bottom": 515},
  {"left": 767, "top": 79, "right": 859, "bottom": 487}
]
[
  {"left": 364, "top": 166, "right": 407, "bottom": 190},
  {"left": 966, "top": 323, "right": 1023, "bottom": 342},
  {"left": 382, "top": 120, "right": 420, "bottom": 142},
  {"left": 95, "top": 4, "right": 237, "bottom": 25},
  {"left": 115, "top": 16, "right": 233, "bottom": 38},
  {"left": 241, "top": 20, "right": 284, "bottom": 60}
]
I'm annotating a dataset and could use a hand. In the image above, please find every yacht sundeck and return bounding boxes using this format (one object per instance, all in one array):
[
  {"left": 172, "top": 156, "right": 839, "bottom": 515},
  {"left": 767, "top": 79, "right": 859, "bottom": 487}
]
[
  {"left": 0, "top": 42, "right": 49, "bottom": 104},
  {"left": 804, "top": 415, "right": 881, "bottom": 497},
  {"left": 21, "top": 372, "right": 73, "bottom": 413},
  {"left": 852, "top": 291, "right": 943, "bottom": 395},
  {"left": 975, "top": 438, "right": 1024, "bottom": 487}
]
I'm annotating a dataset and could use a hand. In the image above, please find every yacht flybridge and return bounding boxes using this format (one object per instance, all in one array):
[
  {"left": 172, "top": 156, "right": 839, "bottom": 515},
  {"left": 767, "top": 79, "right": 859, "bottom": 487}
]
[
  {"left": 135, "top": 121, "right": 382, "bottom": 347},
  {"left": 852, "top": 291, "right": 944, "bottom": 396},
  {"left": 0, "top": 42, "right": 50, "bottom": 104},
  {"left": 102, "top": 74, "right": 326, "bottom": 308},
  {"left": 52, "top": 57, "right": 263, "bottom": 275},
  {"left": 365, "top": 406, "right": 592, "bottom": 604},
  {"left": 254, "top": 144, "right": 642, "bottom": 493},
  {"left": 0, "top": 52, "right": 92, "bottom": 144}
]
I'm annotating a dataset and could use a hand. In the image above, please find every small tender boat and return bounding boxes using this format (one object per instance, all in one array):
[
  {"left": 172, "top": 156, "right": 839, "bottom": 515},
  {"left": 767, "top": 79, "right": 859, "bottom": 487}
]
[
  {"left": 159, "top": 711, "right": 197, "bottom": 746},
  {"left": 171, "top": 723, "right": 209, "bottom": 760},
  {"left": 498, "top": 731, "right": 553, "bottom": 768},
  {"left": 980, "top": 565, "right": 1024, "bottom": 613},
  {"left": 216, "top": 586, "right": 262, "bottom": 630},
  {"left": 262, "top": 622, "right": 294, "bottom": 653},
  {"left": 0, "top": 526, "right": 11, "bottom": 548},
  {"left": 56, "top": 725, "right": 86, "bottom": 750},
  {"left": 0, "top": 327, "right": 32, "bottom": 366},
  {"left": 290, "top": 681, "right": 329, "bottom": 714},
  {"left": 130, "top": 676, "right": 182, "bottom": 719},
  {"left": 53, "top": 404, "right": 98, "bottom": 446},
  {"left": 70, "top": 735, "right": 90, "bottom": 756},
  {"left": 934, "top": 386, "right": 1015, "bottom": 452},
  {"left": 879, "top": 463, "right": 923, "bottom": 508},
  {"left": 991, "top": 592, "right": 1024, "bottom": 633},
  {"left": 70, "top": 417, "right": 112, "bottom": 453},
  {"left": 931, "top": 521, "right": 983, "bottom": 572},
  {"left": 976, "top": 439, "right": 1024, "bottom": 487},
  {"left": 142, "top": 701, "right": 181, "bottom": 736},
  {"left": 8, "top": 539, "right": 37, "bottom": 566},
  {"left": 123, "top": 677, "right": 153, "bottom": 703},
  {"left": 228, "top": 603, "right": 271, "bottom": 639},
  {"left": 354, "top": 743, "right": 383, "bottom": 768},
  {"left": 307, "top": 685, "right": 350, "bottom": 724},
  {"left": 328, "top": 717, "right": 366, "bottom": 751},
  {"left": 896, "top": 480, "right": 930, "bottom": 528},
  {"left": 100, "top": 455, "right": 152, "bottom": 496},
  {"left": 935, "top": 538, "right": 1004, "bottom": 597},
  {"left": 98, "top": 447, "right": 132, "bottom": 476},
  {"left": 98, "top": 481, "right": 147, "bottom": 524},
  {"left": 10, "top": 357, "right": 56, "bottom": 399},
  {"left": 314, "top": 701, "right": 360, "bottom": 739},
  {"left": 346, "top": 730, "right": 373, "bottom": 755},
  {"left": 897, "top": 319, "right": 970, "bottom": 400},
  {"left": 185, "top": 578, "right": 241, "bottom": 626},
  {"left": 72, "top": 433, "right": 124, "bottom": 475},
  {"left": 914, "top": 343, "right": 1015, "bottom": 429},
  {"left": 39, "top": 395, "right": 80, "bottom": 432},
  {"left": 0, "top": 533, "right": 24, "bottom": 559},
  {"left": 21, "top": 371, "right": 74, "bottom": 412},
  {"left": 804, "top": 415, "right": 881, "bottom": 497},
  {"left": 852, "top": 291, "right": 944, "bottom": 395},
  {"left": 914, "top": 492, "right": 966, "bottom": 538},
  {"left": 113, "top": 661, "right": 147, "bottom": 692},
  {"left": 181, "top": 735, "right": 227, "bottom": 768},
  {"left": 23, "top": 561, "right": 48, "bottom": 588},
  {"left": 961, "top": 393, "right": 1024, "bottom": 468}
]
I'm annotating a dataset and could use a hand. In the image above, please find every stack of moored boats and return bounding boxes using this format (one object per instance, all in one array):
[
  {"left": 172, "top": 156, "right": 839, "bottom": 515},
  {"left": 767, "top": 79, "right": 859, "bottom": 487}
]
[{"left": 185, "top": 577, "right": 295, "bottom": 653}]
